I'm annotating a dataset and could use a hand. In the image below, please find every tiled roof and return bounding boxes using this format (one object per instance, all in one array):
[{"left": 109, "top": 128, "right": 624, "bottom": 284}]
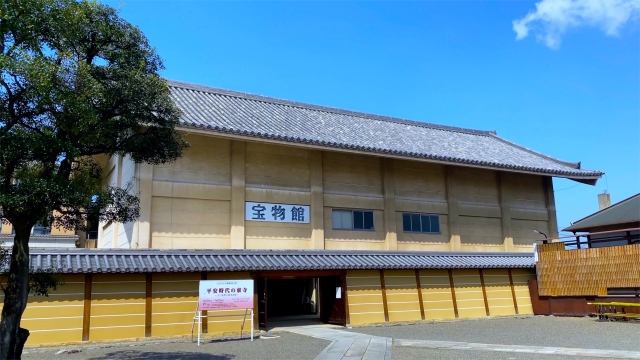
[
  {"left": 22, "top": 249, "right": 534, "bottom": 273},
  {"left": 168, "top": 80, "right": 602, "bottom": 182},
  {"left": 563, "top": 193, "right": 640, "bottom": 232}
]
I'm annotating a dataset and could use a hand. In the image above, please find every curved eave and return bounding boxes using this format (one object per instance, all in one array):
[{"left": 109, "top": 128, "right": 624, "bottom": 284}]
[{"left": 177, "top": 124, "right": 603, "bottom": 182}]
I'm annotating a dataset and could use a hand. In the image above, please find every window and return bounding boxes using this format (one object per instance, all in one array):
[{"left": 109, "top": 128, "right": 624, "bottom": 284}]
[
  {"left": 402, "top": 213, "right": 440, "bottom": 234},
  {"left": 332, "top": 209, "right": 374, "bottom": 231},
  {"left": 32, "top": 221, "right": 51, "bottom": 235}
]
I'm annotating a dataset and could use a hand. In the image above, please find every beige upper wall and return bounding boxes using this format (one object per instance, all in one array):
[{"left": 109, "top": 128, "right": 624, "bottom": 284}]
[{"left": 111, "top": 133, "right": 556, "bottom": 252}]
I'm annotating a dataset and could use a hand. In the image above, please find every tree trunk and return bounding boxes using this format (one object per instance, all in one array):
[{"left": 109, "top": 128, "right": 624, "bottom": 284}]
[{"left": 0, "top": 224, "right": 32, "bottom": 359}]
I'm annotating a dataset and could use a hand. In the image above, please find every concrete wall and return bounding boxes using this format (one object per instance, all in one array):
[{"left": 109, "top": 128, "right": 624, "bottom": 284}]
[{"left": 103, "top": 133, "right": 558, "bottom": 252}]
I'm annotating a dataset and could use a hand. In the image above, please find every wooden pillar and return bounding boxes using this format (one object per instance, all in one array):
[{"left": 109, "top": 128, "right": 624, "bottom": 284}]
[
  {"left": 508, "top": 269, "right": 519, "bottom": 315},
  {"left": 82, "top": 273, "right": 92, "bottom": 341},
  {"left": 145, "top": 273, "right": 152, "bottom": 337},
  {"left": 382, "top": 158, "right": 398, "bottom": 251},
  {"left": 310, "top": 150, "right": 325, "bottom": 250},
  {"left": 544, "top": 177, "right": 559, "bottom": 240},
  {"left": 230, "top": 141, "right": 246, "bottom": 249},
  {"left": 497, "top": 172, "right": 514, "bottom": 251},
  {"left": 479, "top": 269, "right": 490, "bottom": 317},
  {"left": 415, "top": 270, "right": 426, "bottom": 320},
  {"left": 201, "top": 272, "right": 208, "bottom": 333},
  {"left": 342, "top": 271, "right": 350, "bottom": 325},
  {"left": 379, "top": 270, "right": 390, "bottom": 322},
  {"left": 137, "top": 163, "right": 153, "bottom": 248},
  {"left": 448, "top": 270, "right": 459, "bottom": 318},
  {"left": 445, "top": 166, "right": 461, "bottom": 251}
]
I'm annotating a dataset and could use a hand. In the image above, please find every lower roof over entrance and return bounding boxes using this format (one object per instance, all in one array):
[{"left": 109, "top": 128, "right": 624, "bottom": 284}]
[{"left": 23, "top": 249, "right": 535, "bottom": 274}]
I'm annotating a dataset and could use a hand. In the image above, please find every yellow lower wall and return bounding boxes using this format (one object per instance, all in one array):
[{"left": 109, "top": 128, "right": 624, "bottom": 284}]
[
  {"left": 384, "top": 270, "right": 422, "bottom": 323},
  {"left": 452, "top": 269, "right": 487, "bottom": 319},
  {"left": 22, "top": 274, "right": 85, "bottom": 345},
  {"left": 90, "top": 274, "right": 146, "bottom": 341},
  {"left": 12, "top": 268, "right": 535, "bottom": 346},
  {"left": 151, "top": 272, "right": 199, "bottom": 338},
  {"left": 483, "top": 269, "right": 516, "bottom": 317},
  {"left": 511, "top": 269, "right": 535, "bottom": 315},
  {"left": 346, "top": 270, "right": 386, "bottom": 325},
  {"left": 419, "top": 270, "right": 456, "bottom": 320}
]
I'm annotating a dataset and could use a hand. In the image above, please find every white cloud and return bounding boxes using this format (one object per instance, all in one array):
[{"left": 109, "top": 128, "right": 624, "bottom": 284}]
[{"left": 513, "top": 0, "right": 640, "bottom": 49}]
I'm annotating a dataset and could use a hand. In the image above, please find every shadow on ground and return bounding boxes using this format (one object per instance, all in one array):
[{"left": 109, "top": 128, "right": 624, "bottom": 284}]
[{"left": 87, "top": 350, "right": 234, "bottom": 359}]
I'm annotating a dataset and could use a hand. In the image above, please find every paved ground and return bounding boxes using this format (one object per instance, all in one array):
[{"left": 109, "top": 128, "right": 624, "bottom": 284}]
[
  {"left": 285, "top": 325, "right": 392, "bottom": 360},
  {"left": 350, "top": 316, "right": 640, "bottom": 352},
  {"left": 22, "top": 332, "right": 330, "bottom": 360},
  {"left": 392, "top": 347, "right": 576, "bottom": 360},
  {"left": 21, "top": 316, "right": 640, "bottom": 359}
]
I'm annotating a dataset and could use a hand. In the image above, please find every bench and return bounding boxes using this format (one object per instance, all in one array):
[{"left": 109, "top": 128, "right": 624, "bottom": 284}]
[{"left": 588, "top": 302, "right": 640, "bottom": 321}]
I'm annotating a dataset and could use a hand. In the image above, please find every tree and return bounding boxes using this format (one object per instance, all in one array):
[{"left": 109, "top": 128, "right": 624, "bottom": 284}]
[{"left": 0, "top": 1, "right": 188, "bottom": 357}]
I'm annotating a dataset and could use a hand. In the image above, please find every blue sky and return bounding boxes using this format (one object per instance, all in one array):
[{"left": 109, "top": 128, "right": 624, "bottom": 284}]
[{"left": 106, "top": 1, "right": 639, "bottom": 236}]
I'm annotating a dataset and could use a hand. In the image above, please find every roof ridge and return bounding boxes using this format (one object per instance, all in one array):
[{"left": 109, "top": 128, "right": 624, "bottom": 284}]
[
  {"left": 567, "top": 193, "right": 640, "bottom": 227},
  {"left": 488, "top": 133, "right": 582, "bottom": 169},
  {"left": 167, "top": 79, "right": 496, "bottom": 137}
]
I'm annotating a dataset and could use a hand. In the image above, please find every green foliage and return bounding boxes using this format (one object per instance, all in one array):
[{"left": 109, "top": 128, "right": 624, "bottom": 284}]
[
  {"left": 0, "top": 1, "right": 187, "bottom": 355},
  {"left": 0, "top": 243, "right": 63, "bottom": 297},
  {"left": 0, "top": 0, "right": 188, "bottom": 229}
]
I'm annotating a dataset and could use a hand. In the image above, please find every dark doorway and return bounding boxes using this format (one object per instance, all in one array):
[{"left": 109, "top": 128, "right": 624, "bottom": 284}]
[
  {"left": 319, "top": 276, "right": 346, "bottom": 326},
  {"left": 257, "top": 277, "right": 267, "bottom": 328},
  {"left": 266, "top": 278, "right": 318, "bottom": 318}
]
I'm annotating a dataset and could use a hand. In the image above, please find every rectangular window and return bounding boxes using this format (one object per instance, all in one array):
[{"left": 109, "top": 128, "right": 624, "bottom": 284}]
[
  {"left": 332, "top": 209, "right": 374, "bottom": 231},
  {"left": 401, "top": 213, "right": 440, "bottom": 234}
]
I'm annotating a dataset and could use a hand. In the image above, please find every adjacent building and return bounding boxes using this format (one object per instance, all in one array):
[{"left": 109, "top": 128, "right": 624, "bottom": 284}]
[{"left": 533, "top": 193, "right": 640, "bottom": 316}]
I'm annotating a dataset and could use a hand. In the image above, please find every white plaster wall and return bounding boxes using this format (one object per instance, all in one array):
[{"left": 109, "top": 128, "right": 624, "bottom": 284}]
[
  {"left": 99, "top": 156, "right": 118, "bottom": 248},
  {"left": 116, "top": 156, "right": 137, "bottom": 248}
]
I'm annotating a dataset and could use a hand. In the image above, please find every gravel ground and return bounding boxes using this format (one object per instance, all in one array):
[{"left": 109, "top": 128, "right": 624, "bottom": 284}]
[
  {"left": 351, "top": 316, "right": 640, "bottom": 352},
  {"left": 393, "top": 347, "right": 576, "bottom": 360},
  {"left": 22, "top": 332, "right": 330, "bottom": 360}
]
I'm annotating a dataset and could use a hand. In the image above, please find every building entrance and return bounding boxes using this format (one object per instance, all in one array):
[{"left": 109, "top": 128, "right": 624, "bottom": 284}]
[{"left": 256, "top": 273, "right": 346, "bottom": 328}]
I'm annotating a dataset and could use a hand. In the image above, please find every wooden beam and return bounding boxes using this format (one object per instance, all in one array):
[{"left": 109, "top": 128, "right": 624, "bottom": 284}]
[
  {"left": 379, "top": 270, "right": 390, "bottom": 322},
  {"left": 310, "top": 150, "right": 325, "bottom": 250},
  {"left": 479, "top": 269, "right": 490, "bottom": 317},
  {"left": 82, "top": 273, "right": 92, "bottom": 341},
  {"left": 497, "top": 172, "right": 514, "bottom": 251},
  {"left": 544, "top": 177, "right": 559, "bottom": 240},
  {"left": 448, "top": 270, "right": 459, "bottom": 318},
  {"left": 342, "top": 271, "right": 350, "bottom": 326},
  {"left": 230, "top": 141, "right": 246, "bottom": 249},
  {"left": 145, "top": 273, "right": 152, "bottom": 337},
  {"left": 382, "top": 158, "right": 398, "bottom": 251},
  {"left": 249, "top": 269, "right": 344, "bottom": 278},
  {"left": 444, "top": 166, "right": 461, "bottom": 251},
  {"left": 508, "top": 269, "right": 519, "bottom": 315},
  {"left": 415, "top": 269, "right": 426, "bottom": 321},
  {"left": 201, "top": 272, "right": 208, "bottom": 333}
]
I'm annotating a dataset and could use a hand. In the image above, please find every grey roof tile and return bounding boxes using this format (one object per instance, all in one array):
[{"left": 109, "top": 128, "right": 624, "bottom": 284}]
[
  {"left": 168, "top": 80, "right": 602, "bottom": 180},
  {"left": 19, "top": 249, "right": 534, "bottom": 273}
]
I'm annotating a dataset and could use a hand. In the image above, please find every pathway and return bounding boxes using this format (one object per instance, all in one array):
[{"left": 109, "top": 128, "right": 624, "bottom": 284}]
[
  {"left": 284, "top": 325, "right": 392, "bottom": 360},
  {"left": 285, "top": 325, "right": 640, "bottom": 360}
]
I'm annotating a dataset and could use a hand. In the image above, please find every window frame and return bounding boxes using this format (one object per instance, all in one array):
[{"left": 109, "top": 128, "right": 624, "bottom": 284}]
[
  {"left": 401, "top": 212, "right": 441, "bottom": 234},
  {"left": 331, "top": 209, "right": 375, "bottom": 231}
]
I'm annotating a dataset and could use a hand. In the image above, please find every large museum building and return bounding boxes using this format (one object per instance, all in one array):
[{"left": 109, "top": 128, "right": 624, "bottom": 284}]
[{"left": 0, "top": 80, "right": 602, "bottom": 346}]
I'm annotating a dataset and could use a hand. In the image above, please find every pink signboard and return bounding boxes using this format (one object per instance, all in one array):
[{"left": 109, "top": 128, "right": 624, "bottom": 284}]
[{"left": 198, "top": 279, "right": 254, "bottom": 311}]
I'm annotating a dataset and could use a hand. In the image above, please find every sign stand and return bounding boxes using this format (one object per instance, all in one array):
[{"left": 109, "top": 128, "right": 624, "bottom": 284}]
[{"left": 191, "top": 307, "right": 254, "bottom": 346}]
